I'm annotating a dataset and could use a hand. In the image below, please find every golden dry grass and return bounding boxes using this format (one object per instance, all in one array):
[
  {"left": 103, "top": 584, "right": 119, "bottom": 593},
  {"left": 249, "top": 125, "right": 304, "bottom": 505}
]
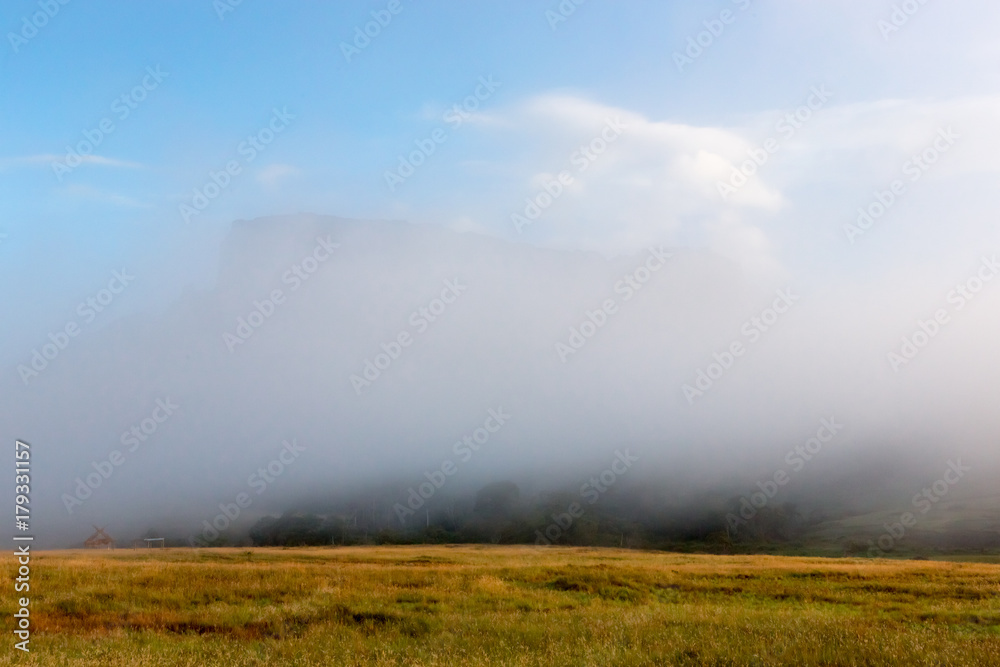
[{"left": 2, "top": 545, "right": 999, "bottom": 665}]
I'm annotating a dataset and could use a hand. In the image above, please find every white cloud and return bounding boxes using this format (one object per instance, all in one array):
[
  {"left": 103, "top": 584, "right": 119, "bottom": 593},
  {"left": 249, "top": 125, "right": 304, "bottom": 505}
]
[
  {"left": 457, "top": 94, "right": 785, "bottom": 275},
  {"left": 256, "top": 163, "right": 300, "bottom": 187},
  {"left": 0, "top": 154, "right": 143, "bottom": 170},
  {"left": 443, "top": 91, "right": 1000, "bottom": 280}
]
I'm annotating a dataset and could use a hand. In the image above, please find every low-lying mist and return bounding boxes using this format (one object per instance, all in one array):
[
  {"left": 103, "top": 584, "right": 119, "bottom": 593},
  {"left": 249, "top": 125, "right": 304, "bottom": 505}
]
[{"left": 4, "top": 214, "right": 998, "bottom": 551}]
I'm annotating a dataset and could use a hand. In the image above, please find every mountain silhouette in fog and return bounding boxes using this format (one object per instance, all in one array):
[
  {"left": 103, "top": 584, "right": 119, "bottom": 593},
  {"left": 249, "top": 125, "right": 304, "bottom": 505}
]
[{"left": 5, "top": 214, "right": 998, "bottom": 548}]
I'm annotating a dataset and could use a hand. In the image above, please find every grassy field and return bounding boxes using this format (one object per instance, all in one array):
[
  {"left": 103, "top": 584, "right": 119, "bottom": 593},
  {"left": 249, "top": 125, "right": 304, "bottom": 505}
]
[{"left": 3, "top": 546, "right": 999, "bottom": 666}]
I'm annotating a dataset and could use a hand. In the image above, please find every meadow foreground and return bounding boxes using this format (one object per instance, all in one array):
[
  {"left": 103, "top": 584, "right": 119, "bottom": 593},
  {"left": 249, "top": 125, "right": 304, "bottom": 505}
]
[{"left": 3, "top": 545, "right": 999, "bottom": 666}]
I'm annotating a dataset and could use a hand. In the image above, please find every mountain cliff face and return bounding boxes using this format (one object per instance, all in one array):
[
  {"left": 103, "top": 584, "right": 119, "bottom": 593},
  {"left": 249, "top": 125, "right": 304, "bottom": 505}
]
[{"left": 0, "top": 214, "right": 744, "bottom": 542}]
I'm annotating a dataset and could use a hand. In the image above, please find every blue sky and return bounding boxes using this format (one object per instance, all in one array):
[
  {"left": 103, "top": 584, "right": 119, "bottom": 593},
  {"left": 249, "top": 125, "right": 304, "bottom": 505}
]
[{"left": 3, "top": 0, "right": 1000, "bottom": 366}]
